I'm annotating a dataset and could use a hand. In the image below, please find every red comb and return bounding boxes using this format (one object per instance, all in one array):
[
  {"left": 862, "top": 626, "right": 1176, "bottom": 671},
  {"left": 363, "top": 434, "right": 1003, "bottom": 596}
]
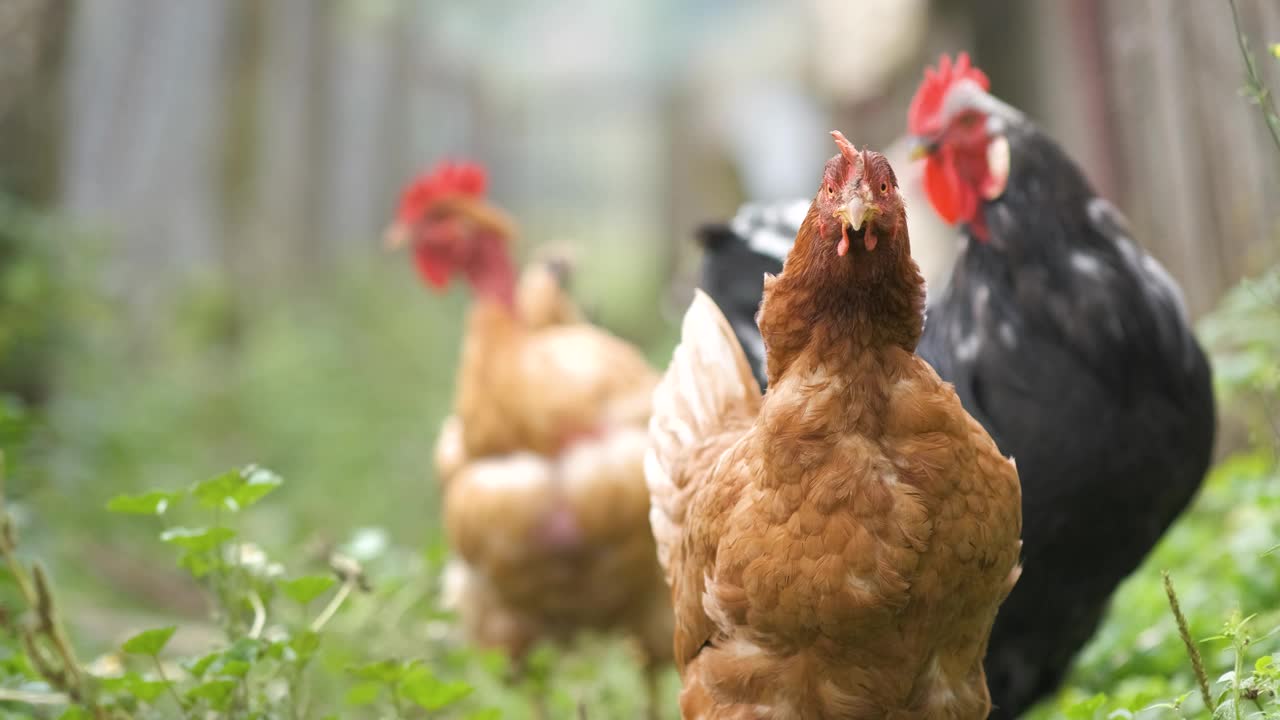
[
  {"left": 907, "top": 52, "right": 990, "bottom": 136},
  {"left": 830, "top": 130, "right": 860, "bottom": 167},
  {"left": 395, "top": 160, "right": 488, "bottom": 224}
]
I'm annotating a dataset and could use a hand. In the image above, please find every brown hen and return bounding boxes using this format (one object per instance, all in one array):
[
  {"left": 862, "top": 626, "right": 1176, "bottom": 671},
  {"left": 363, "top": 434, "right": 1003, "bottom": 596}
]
[
  {"left": 647, "top": 133, "right": 1022, "bottom": 719},
  {"left": 386, "top": 161, "right": 672, "bottom": 717},
  {"left": 433, "top": 255, "right": 586, "bottom": 485}
]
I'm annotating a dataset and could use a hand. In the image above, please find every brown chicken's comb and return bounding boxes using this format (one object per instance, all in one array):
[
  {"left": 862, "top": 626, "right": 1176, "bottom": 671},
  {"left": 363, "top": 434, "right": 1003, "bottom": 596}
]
[
  {"left": 395, "top": 160, "right": 489, "bottom": 224},
  {"left": 830, "top": 131, "right": 865, "bottom": 174}
]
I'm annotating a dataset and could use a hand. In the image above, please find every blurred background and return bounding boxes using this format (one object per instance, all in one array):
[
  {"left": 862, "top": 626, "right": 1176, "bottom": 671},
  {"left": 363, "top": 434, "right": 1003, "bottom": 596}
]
[{"left": 0, "top": 1, "right": 1278, "bottom": 718}]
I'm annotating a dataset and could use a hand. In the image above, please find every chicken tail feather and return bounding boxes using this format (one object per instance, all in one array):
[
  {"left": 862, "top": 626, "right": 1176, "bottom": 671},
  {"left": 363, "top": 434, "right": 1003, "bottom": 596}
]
[{"left": 646, "top": 290, "right": 761, "bottom": 580}]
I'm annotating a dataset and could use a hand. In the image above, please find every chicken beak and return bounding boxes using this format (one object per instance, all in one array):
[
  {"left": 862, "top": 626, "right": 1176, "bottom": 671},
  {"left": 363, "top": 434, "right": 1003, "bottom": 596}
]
[
  {"left": 908, "top": 137, "right": 937, "bottom": 161},
  {"left": 383, "top": 222, "right": 411, "bottom": 250},
  {"left": 842, "top": 195, "right": 877, "bottom": 232}
]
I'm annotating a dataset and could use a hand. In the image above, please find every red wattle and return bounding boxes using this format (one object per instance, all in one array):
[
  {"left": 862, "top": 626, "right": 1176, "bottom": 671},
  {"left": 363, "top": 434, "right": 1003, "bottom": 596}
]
[
  {"left": 413, "top": 247, "right": 451, "bottom": 289},
  {"left": 462, "top": 232, "right": 517, "bottom": 309},
  {"left": 923, "top": 156, "right": 958, "bottom": 225},
  {"left": 923, "top": 154, "right": 980, "bottom": 230}
]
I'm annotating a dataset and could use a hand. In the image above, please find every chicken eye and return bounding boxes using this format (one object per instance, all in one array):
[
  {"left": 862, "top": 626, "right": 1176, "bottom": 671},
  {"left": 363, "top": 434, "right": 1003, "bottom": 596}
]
[
  {"left": 879, "top": 181, "right": 888, "bottom": 193},
  {"left": 826, "top": 184, "right": 834, "bottom": 196}
]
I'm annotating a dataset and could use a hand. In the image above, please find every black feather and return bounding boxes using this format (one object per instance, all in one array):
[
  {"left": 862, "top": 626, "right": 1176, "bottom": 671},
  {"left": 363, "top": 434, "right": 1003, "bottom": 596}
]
[
  {"left": 696, "top": 203, "right": 805, "bottom": 389},
  {"left": 696, "top": 222, "right": 738, "bottom": 251}
]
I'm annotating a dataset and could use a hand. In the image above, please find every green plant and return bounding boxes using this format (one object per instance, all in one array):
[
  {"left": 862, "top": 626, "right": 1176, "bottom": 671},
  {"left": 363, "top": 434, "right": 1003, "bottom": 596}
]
[
  {"left": 0, "top": 459, "right": 485, "bottom": 719},
  {"left": 1200, "top": 266, "right": 1280, "bottom": 448},
  {"left": 1229, "top": 0, "right": 1280, "bottom": 155},
  {"left": 1202, "top": 610, "right": 1279, "bottom": 719},
  {"left": 0, "top": 195, "right": 67, "bottom": 411}
]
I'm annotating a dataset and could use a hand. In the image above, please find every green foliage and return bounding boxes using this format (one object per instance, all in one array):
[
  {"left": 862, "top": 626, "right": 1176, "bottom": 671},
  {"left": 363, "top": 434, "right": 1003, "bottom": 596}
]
[
  {"left": 190, "top": 466, "right": 282, "bottom": 512},
  {"left": 1200, "top": 266, "right": 1280, "bottom": 436},
  {"left": 280, "top": 576, "right": 336, "bottom": 606},
  {"left": 103, "top": 492, "right": 183, "bottom": 516},
  {"left": 120, "top": 628, "right": 176, "bottom": 657},
  {"left": 2, "top": 461, "right": 679, "bottom": 718},
  {"left": 0, "top": 195, "right": 67, "bottom": 410},
  {"left": 1, "top": 466, "right": 480, "bottom": 718},
  {"left": 1229, "top": 0, "right": 1280, "bottom": 154}
]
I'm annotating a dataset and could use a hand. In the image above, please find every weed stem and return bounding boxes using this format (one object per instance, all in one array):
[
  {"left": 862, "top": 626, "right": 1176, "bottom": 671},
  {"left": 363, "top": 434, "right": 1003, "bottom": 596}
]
[
  {"left": 1164, "top": 571, "right": 1214, "bottom": 712},
  {"left": 310, "top": 579, "right": 354, "bottom": 632}
]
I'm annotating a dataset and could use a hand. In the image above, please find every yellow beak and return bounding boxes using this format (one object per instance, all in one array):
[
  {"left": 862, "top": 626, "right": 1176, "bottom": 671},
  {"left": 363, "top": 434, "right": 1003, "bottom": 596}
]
[
  {"left": 836, "top": 194, "right": 877, "bottom": 231},
  {"left": 908, "top": 137, "right": 934, "bottom": 161},
  {"left": 383, "top": 222, "right": 411, "bottom": 250}
]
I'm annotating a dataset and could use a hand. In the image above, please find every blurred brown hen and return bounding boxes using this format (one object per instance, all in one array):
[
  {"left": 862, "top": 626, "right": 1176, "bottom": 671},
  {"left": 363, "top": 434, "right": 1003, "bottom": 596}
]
[
  {"left": 433, "top": 254, "right": 584, "bottom": 483},
  {"left": 385, "top": 161, "right": 672, "bottom": 716},
  {"left": 646, "top": 134, "right": 1022, "bottom": 719}
]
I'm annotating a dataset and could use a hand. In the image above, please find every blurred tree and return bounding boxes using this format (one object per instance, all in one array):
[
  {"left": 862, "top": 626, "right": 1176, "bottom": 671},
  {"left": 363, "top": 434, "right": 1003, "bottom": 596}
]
[
  {"left": 0, "top": 0, "right": 70, "bottom": 409},
  {"left": 0, "top": 0, "right": 70, "bottom": 204}
]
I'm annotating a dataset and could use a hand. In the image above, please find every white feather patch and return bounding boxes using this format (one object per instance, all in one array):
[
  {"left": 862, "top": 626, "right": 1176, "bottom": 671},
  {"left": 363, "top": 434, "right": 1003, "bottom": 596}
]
[
  {"left": 982, "top": 135, "right": 1010, "bottom": 201},
  {"left": 646, "top": 291, "right": 762, "bottom": 585}
]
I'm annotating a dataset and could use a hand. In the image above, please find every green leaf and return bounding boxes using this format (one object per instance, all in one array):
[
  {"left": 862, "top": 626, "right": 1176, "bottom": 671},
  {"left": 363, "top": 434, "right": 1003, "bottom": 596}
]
[
  {"left": 398, "top": 665, "right": 472, "bottom": 711},
  {"left": 1062, "top": 693, "right": 1107, "bottom": 719},
  {"left": 177, "top": 550, "right": 216, "bottom": 578},
  {"left": 192, "top": 469, "right": 245, "bottom": 510},
  {"left": 216, "top": 659, "right": 251, "bottom": 677},
  {"left": 223, "top": 637, "right": 262, "bottom": 663},
  {"left": 131, "top": 680, "right": 170, "bottom": 703},
  {"left": 465, "top": 710, "right": 503, "bottom": 720},
  {"left": 263, "top": 639, "right": 292, "bottom": 662},
  {"left": 234, "top": 465, "right": 283, "bottom": 508},
  {"left": 281, "top": 574, "right": 335, "bottom": 605},
  {"left": 345, "top": 681, "right": 382, "bottom": 706},
  {"left": 347, "top": 659, "right": 405, "bottom": 684},
  {"left": 105, "top": 490, "right": 182, "bottom": 515},
  {"left": 191, "top": 466, "right": 283, "bottom": 511},
  {"left": 160, "top": 526, "right": 234, "bottom": 552},
  {"left": 182, "top": 650, "right": 222, "bottom": 679},
  {"left": 187, "top": 679, "right": 237, "bottom": 711},
  {"left": 290, "top": 630, "right": 322, "bottom": 662},
  {"left": 58, "top": 708, "right": 90, "bottom": 720},
  {"left": 121, "top": 626, "right": 176, "bottom": 656}
]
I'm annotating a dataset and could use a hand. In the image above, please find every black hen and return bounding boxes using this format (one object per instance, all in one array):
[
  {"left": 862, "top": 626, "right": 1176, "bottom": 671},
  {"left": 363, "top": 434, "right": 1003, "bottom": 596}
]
[
  {"left": 695, "top": 200, "right": 808, "bottom": 389},
  {"left": 697, "top": 56, "right": 1216, "bottom": 719}
]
